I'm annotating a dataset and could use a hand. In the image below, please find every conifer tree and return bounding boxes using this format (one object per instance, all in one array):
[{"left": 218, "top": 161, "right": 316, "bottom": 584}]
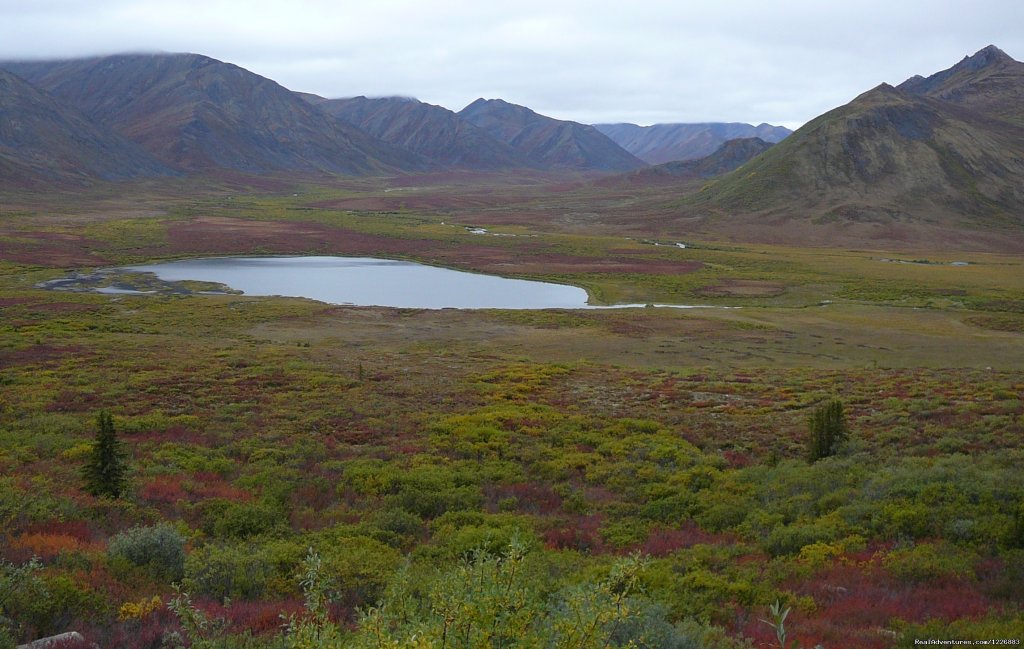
[
  {"left": 82, "top": 409, "right": 128, "bottom": 498},
  {"left": 807, "top": 399, "right": 848, "bottom": 462}
]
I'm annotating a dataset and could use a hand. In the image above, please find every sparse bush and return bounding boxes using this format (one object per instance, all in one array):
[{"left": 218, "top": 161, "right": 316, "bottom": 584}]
[{"left": 108, "top": 523, "right": 186, "bottom": 582}]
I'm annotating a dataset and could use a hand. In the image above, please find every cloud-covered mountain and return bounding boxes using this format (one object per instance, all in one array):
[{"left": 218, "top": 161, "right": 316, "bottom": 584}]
[{"left": 2, "top": 53, "right": 429, "bottom": 175}]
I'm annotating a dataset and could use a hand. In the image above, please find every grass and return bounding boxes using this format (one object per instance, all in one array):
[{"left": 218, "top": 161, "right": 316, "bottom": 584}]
[{"left": 0, "top": 177, "right": 1022, "bottom": 647}]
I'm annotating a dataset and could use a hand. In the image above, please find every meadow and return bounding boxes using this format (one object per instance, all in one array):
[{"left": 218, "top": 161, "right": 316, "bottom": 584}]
[{"left": 1, "top": 177, "right": 1023, "bottom": 648}]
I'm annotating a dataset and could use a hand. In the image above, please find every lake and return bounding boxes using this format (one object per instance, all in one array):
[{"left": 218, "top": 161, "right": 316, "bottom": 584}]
[{"left": 122, "top": 256, "right": 594, "bottom": 310}]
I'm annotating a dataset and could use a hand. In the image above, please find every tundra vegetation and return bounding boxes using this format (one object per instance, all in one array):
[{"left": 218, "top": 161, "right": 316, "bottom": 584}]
[{"left": 0, "top": 181, "right": 1023, "bottom": 648}]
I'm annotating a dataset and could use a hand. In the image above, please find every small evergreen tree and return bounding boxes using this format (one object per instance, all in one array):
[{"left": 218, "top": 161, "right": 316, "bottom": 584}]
[
  {"left": 807, "top": 399, "right": 848, "bottom": 462},
  {"left": 1010, "top": 500, "right": 1024, "bottom": 549},
  {"left": 81, "top": 410, "right": 128, "bottom": 498}
]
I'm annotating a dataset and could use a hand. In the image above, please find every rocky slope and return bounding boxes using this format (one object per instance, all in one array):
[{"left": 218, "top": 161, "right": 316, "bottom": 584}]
[{"left": 0, "top": 68, "right": 173, "bottom": 186}]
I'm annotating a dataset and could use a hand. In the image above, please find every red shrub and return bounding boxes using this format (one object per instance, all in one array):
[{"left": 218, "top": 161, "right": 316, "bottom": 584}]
[
  {"left": 25, "top": 519, "right": 94, "bottom": 543},
  {"left": 638, "top": 523, "right": 729, "bottom": 557},
  {"left": 224, "top": 599, "right": 304, "bottom": 634},
  {"left": 491, "top": 482, "right": 562, "bottom": 515},
  {"left": 188, "top": 471, "right": 250, "bottom": 500},
  {"left": 10, "top": 532, "right": 83, "bottom": 559},
  {"left": 543, "top": 514, "right": 605, "bottom": 553},
  {"left": 141, "top": 475, "right": 187, "bottom": 504}
]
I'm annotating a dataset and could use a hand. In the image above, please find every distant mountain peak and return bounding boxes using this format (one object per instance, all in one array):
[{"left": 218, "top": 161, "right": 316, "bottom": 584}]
[
  {"left": 964, "top": 44, "right": 1012, "bottom": 67},
  {"left": 895, "top": 44, "right": 1023, "bottom": 123},
  {"left": 898, "top": 45, "right": 1019, "bottom": 94},
  {"left": 594, "top": 121, "right": 792, "bottom": 164},
  {"left": 856, "top": 82, "right": 907, "bottom": 103}
]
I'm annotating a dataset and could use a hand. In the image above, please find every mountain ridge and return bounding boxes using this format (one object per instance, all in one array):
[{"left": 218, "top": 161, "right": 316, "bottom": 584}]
[
  {"left": 311, "top": 95, "right": 534, "bottom": 171},
  {"left": 1, "top": 53, "right": 431, "bottom": 175},
  {"left": 458, "top": 98, "right": 646, "bottom": 172}
]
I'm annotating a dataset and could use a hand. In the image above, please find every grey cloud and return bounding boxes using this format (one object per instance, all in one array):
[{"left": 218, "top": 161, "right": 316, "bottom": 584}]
[{"left": 1, "top": 0, "right": 1022, "bottom": 128}]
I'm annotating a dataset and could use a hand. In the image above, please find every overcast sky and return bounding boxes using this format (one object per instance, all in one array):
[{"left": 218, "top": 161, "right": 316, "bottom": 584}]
[{"left": 2, "top": 0, "right": 1021, "bottom": 129}]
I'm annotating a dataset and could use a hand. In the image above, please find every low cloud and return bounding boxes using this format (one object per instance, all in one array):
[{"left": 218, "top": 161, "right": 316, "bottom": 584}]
[{"left": 2, "top": 0, "right": 1021, "bottom": 128}]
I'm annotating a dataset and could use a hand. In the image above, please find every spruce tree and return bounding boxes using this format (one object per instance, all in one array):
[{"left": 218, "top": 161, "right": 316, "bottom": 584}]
[
  {"left": 82, "top": 410, "right": 128, "bottom": 498},
  {"left": 807, "top": 399, "right": 848, "bottom": 462}
]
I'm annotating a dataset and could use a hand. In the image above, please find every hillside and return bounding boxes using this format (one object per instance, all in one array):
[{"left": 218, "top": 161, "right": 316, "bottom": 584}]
[
  {"left": 638, "top": 137, "right": 774, "bottom": 181},
  {"left": 595, "top": 122, "right": 790, "bottom": 164},
  {"left": 458, "top": 98, "right": 646, "bottom": 172},
  {"left": 313, "top": 95, "right": 531, "bottom": 170},
  {"left": 691, "top": 46, "right": 1024, "bottom": 229},
  {"left": 1, "top": 53, "right": 429, "bottom": 175},
  {"left": 0, "top": 69, "right": 172, "bottom": 186}
]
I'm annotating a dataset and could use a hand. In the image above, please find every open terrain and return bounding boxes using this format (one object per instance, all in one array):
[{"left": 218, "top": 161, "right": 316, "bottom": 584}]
[{"left": 1, "top": 174, "right": 1023, "bottom": 648}]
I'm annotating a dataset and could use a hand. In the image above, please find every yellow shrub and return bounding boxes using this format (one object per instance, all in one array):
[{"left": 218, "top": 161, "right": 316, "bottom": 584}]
[
  {"left": 798, "top": 541, "right": 842, "bottom": 568},
  {"left": 118, "top": 595, "right": 163, "bottom": 621}
]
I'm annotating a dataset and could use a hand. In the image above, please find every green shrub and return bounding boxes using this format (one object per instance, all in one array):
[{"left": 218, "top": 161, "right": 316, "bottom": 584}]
[
  {"left": 883, "top": 542, "right": 974, "bottom": 583},
  {"left": 318, "top": 536, "right": 402, "bottom": 607},
  {"left": 764, "top": 522, "right": 839, "bottom": 557},
  {"left": 211, "top": 502, "right": 283, "bottom": 539},
  {"left": 183, "top": 543, "right": 276, "bottom": 601},
  {"left": 366, "top": 509, "right": 424, "bottom": 548},
  {"left": 108, "top": 523, "right": 186, "bottom": 581}
]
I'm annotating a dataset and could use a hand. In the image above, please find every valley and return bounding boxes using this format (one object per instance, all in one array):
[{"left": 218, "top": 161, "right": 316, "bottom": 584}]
[{"left": 1, "top": 44, "right": 1023, "bottom": 649}]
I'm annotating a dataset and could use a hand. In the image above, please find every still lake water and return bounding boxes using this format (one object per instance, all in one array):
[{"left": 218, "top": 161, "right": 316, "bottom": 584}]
[{"left": 124, "top": 256, "right": 594, "bottom": 310}]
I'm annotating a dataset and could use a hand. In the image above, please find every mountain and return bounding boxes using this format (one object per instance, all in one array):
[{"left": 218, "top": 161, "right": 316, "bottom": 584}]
[
  {"left": 594, "top": 122, "right": 791, "bottom": 164},
  {"left": 1, "top": 53, "right": 429, "bottom": 175},
  {"left": 614, "top": 137, "right": 775, "bottom": 185},
  {"left": 0, "top": 68, "right": 172, "bottom": 186},
  {"left": 691, "top": 46, "right": 1024, "bottom": 228},
  {"left": 458, "top": 98, "right": 646, "bottom": 172},
  {"left": 311, "top": 95, "right": 531, "bottom": 170}
]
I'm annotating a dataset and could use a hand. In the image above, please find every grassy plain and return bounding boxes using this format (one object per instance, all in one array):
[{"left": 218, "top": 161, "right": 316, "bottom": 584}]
[{"left": 1, "top": 176, "right": 1023, "bottom": 648}]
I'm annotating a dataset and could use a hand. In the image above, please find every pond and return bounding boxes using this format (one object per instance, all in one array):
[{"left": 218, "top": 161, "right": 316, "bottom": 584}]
[
  {"left": 122, "top": 256, "right": 591, "bottom": 309},
  {"left": 43, "top": 256, "right": 720, "bottom": 310}
]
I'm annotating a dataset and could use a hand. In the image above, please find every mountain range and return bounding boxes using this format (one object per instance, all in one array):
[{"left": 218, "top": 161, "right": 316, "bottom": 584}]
[
  {"left": 2, "top": 54, "right": 427, "bottom": 176},
  {"left": 0, "top": 52, "right": 791, "bottom": 186},
  {"left": 306, "top": 95, "right": 531, "bottom": 171},
  {"left": 0, "top": 53, "right": 665, "bottom": 183},
  {"left": 2, "top": 46, "right": 1022, "bottom": 240}
]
